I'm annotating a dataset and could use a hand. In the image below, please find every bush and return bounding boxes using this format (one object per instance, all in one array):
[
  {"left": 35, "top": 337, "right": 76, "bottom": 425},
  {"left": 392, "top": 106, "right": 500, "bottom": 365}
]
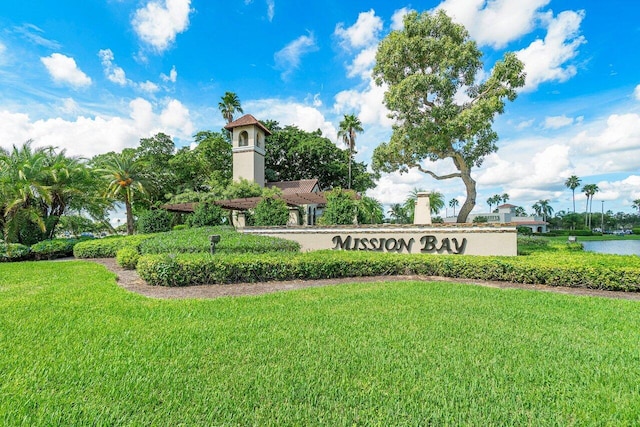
[
  {"left": 253, "top": 195, "right": 289, "bottom": 226},
  {"left": 116, "top": 247, "right": 140, "bottom": 270},
  {"left": 138, "top": 226, "right": 300, "bottom": 255},
  {"left": 516, "top": 226, "right": 533, "bottom": 236},
  {"left": 318, "top": 188, "right": 357, "bottom": 225},
  {"left": 136, "top": 249, "right": 640, "bottom": 291},
  {"left": 0, "top": 243, "right": 31, "bottom": 262},
  {"left": 173, "top": 224, "right": 187, "bottom": 231},
  {"left": 73, "top": 234, "right": 152, "bottom": 258},
  {"left": 186, "top": 202, "right": 225, "bottom": 227},
  {"left": 136, "top": 210, "right": 173, "bottom": 234},
  {"left": 633, "top": 228, "right": 640, "bottom": 235},
  {"left": 30, "top": 238, "right": 78, "bottom": 260}
]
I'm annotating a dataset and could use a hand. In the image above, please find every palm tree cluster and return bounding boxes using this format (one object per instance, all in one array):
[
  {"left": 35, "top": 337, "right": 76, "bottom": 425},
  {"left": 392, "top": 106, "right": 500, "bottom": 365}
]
[
  {"left": 532, "top": 199, "right": 554, "bottom": 222},
  {"left": 486, "top": 193, "right": 509, "bottom": 212},
  {"left": 0, "top": 142, "right": 108, "bottom": 244},
  {"left": 582, "top": 183, "right": 599, "bottom": 229}
]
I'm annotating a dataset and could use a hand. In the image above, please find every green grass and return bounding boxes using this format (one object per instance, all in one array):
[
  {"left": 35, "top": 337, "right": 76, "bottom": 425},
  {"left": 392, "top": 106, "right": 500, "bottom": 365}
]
[{"left": 2, "top": 261, "right": 640, "bottom": 425}]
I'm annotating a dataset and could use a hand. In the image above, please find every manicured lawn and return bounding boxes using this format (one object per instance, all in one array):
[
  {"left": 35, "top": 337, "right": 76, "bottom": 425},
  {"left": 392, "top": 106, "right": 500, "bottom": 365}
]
[{"left": 2, "top": 261, "right": 640, "bottom": 425}]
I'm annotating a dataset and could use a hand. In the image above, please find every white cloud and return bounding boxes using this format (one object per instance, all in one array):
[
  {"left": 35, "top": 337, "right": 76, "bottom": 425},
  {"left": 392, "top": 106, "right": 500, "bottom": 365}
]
[
  {"left": 13, "top": 24, "right": 61, "bottom": 50},
  {"left": 274, "top": 33, "right": 318, "bottom": 79},
  {"left": 516, "top": 10, "right": 586, "bottom": 91},
  {"left": 334, "top": 78, "right": 393, "bottom": 127},
  {"left": 543, "top": 115, "right": 574, "bottom": 129},
  {"left": 60, "top": 98, "right": 80, "bottom": 115},
  {"left": 0, "top": 98, "right": 194, "bottom": 158},
  {"left": 437, "top": 0, "right": 550, "bottom": 49},
  {"left": 138, "top": 81, "right": 160, "bottom": 93},
  {"left": 634, "top": 85, "right": 640, "bottom": 101},
  {"left": 570, "top": 113, "right": 640, "bottom": 158},
  {"left": 247, "top": 98, "right": 337, "bottom": 142},
  {"left": 98, "top": 49, "right": 127, "bottom": 85},
  {"left": 391, "top": 7, "right": 412, "bottom": 31},
  {"left": 161, "top": 66, "right": 178, "bottom": 83},
  {"left": 132, "top": 0, "right": 192, "bottom": 52},
  {"left": 40, "top": 53, "right": 92, "bottom": 88},
  {"left": 266, "top": 0, "right": 275, "bottom": 22},
  {"left": 335, "top": 9, "right": 383, "bottom": 49},
  {"left": 346, "top": 46, "right": 377, "bottom": 80}
]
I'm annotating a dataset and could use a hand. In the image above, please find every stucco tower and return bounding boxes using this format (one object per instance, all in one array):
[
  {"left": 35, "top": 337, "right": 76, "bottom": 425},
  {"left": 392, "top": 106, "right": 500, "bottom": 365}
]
[{"left": 224, "top": 114, "right": 272, "bottom": 187}]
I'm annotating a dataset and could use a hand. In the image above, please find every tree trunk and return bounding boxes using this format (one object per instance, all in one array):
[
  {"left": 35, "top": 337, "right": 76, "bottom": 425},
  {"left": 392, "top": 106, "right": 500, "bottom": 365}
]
[
  {"left": 125, "top": 197, "right": 134, "bottom": 235},
  {"left": 456, "top": 167, "right": 476, "bottom": 223}
]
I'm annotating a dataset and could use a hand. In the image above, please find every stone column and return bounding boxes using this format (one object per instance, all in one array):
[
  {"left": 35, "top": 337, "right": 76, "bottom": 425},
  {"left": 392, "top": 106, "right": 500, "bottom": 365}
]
[{"left": 413, "top": 192, "right": 432, "bottom": 225}]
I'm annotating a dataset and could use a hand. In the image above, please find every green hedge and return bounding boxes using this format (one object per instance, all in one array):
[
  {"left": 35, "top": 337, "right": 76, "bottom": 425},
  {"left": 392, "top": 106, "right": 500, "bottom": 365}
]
[
  {"left": 136, "top": 250, "right": 640, "bottom": 291},
  {"left": 29, "top": 237, "right": 95, "bottom": 260},
  {"left": 73, "top": 235, "right": 152, "bottom": 258},
  {"left": 138, "top": 226, "right": 300, "bottom": 255},
  {"left": 0, "top": 243, "right": 31, "bottom": 262}
]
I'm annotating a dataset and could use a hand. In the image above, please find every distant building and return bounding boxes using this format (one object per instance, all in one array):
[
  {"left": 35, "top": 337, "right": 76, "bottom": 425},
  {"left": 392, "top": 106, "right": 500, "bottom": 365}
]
[{"left": 444, "top": 203, "right": 548, "bottom": 233}]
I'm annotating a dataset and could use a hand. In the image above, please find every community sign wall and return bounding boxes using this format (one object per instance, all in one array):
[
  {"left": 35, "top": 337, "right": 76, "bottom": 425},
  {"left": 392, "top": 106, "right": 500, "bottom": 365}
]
[{"left": 243, "top": 224, "right": 517, "bottom": 256}]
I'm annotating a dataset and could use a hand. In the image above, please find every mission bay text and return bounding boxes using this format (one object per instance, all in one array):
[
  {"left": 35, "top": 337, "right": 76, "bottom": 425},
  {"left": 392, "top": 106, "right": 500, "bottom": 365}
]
[{"left": 332, "top": 235, "right": 467, "bottom": 254}]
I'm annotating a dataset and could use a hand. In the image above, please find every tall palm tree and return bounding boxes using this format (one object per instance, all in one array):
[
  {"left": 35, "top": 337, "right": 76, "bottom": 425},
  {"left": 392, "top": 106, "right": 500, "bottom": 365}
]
[
  {"left": 632, "top": 199, "right": 640, "bottom": 216},
  {"left": 97, "top": 151, "right": 148, "bottom": 235},
  {"left": 218, "top": 91, "right": 243, "bottom": 124},
  {"left": 337, "top": 114, "right": 363, "bottom": 190},
  {"left": 582, "top": 184, "right": 599, "bottom": 229},
  {"left": 564, "top": 175, "right": 581, "bottom": 213},
  {"left": 388, "top": 203, "right": 408, "bottom": 224},
  {"left": 448, "top": 198, "right": 459, "bottom": 216}
]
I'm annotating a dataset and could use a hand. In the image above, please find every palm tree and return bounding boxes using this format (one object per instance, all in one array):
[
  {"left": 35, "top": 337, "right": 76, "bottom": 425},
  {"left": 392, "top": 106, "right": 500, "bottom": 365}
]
[
  {"left": 356, "top": 196, "right": 384, "bottom": 224},
  {"left": 564, "top": 175, "right": 581, "bottom": 213},
  {"left": 388, "top": 203, "right": 408, "bottom": 224},
  {"left": 97, "top": 151, "right": 148, "bottom": 235},
  {"left": 448, "top": 198, "right": 459, "bottom": 216},
  {"left": 0, "top": 142, "right": 51, "bottom": 244},
  {"left": 337, "top": 114, "right": 363, "bottom": 190},
  {"left": 487, "top": 194, "right": 502, "bottom": 212},
  {"left": 500, "top": 193, "right": 510, "bottom": 205},
  {"left": 218, "top": 91, "right": 243, "bottom": 124},
  {"left": 582, "top": 184, "right": 599, "bottom": 229},
  {"left": 632, "top": 199, "right": 640, "bottom": 216}
]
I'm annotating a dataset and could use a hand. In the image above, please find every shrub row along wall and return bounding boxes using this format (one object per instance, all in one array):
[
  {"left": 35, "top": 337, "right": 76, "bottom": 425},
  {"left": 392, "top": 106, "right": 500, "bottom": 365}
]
[{"left": 136, "top": 250, "right": 640, "bottom": 291}]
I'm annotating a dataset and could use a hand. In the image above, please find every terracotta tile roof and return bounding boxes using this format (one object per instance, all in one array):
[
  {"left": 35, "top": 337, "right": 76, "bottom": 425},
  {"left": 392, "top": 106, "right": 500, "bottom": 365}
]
[
  {"left": 498, "top": 204, "right": 518, "bottom": 208},
  {"left": 267, "top": 179, "right": 319, "bottom": 194},
  {"left": 224, "top": 114, "right": 272, "bottom": 135}
]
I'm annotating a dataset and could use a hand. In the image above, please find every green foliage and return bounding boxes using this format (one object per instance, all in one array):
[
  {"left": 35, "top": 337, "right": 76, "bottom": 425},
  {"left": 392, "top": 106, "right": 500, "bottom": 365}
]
[
  {"left": 264, "top": 123, "right": 376, "bottom": 192},
  {"left": 0, "top": 243, "right": 31, "bottom": 262},
  {"left": 633, "top": 228, "right": 640, "bottom": 235},
  {"left": 116, "top": 246, "right": 140, "bottom": 270},
  {"left": 173, "top": 224, "right": 187, "bottom": 231},
  {"left": 73, "top": 234, "right": 152, "bottom": 258},
  {"left": 253, "top": 192, "right": 289, "bottom": 226},
  {"left": 30, "top": 238, "right": 80, "bottom": 260},
  {"left": 136, "top": 209, "right": 173, "bottom": 233},
  {"left": 138, "top": 226, "right": 300, "bottom": 256},
  {"left": 516, "top": 226, "right": 533, "bottom": 235},
  {"left": 186, "top": 201, "right": 225, "bottom": 227},
  {"left": 318, "top": 188, "right": 358, "bottom": 225},
  {"left": 472, "top": 216, "right": 488, "bottom": 223},
  {"left": 138, "top": 247, "right": 640, "bottom": 292}
]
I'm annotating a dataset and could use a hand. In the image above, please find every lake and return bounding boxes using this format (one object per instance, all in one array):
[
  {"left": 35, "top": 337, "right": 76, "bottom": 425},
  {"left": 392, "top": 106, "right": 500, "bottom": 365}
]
[{"left": 581, "top": 240, "right": 640, "bottom": 256}]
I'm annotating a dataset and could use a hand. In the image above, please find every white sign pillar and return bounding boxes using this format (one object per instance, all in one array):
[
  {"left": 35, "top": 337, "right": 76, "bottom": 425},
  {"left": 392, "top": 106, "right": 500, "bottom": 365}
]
[{"left": 413, "top": 192, "right": 432, "bottom": 225}]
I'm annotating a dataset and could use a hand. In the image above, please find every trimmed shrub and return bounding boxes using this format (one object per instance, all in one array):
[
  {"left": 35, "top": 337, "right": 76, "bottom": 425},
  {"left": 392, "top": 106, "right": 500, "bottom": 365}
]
[
  {"left": 116, "top": 246, "right": 140, "bottom": 270},
  {"left": 253, "top": 196, "right": 289, "bottom": 226},
  {"left": 516, "top": 226, "right": 533, "bottom": 236},
  {"left": 633, "top": 228, "right": 640, "bottom": 235},
  {"left": 30, "top": 238, "right": 78, "bottom": 260},
  {"left": 186, "top": 202, "right": 225, "bottom": 227},
  {"left": 0, "top": 243, "right": 31, "bottom": 262},
  {"left": 137, "top": 210, "right": 173, "bottom": 234},
  {"left": 318, "top": 188, "right": 358, "bottom": 225},
  {"left": 138, "top": 226, "right": 300, "bottom": 255},
  {"left": 73, "top": 234, "right": 152, "bottom": 258},
  {"left": 137, "top": 250, "right": 640, "bottom": 292}
]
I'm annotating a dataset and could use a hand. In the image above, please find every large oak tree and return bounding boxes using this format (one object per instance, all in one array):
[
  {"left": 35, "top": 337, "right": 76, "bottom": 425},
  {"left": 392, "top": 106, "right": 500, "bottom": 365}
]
[{"left": 372, "top": 10, "right": 525, "bottom": 222}]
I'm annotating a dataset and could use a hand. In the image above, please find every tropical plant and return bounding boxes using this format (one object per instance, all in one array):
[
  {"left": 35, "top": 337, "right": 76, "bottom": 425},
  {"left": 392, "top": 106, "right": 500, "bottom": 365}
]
[
  {"left": 218, "top": 91, "right": 243, "bottom": 124},
  {"left": 337, "top": 114, "right": 364, "bottom": 190},
  {"left": 372, "top": 10, "right": 525, "bottom": 222},
  {"left": 356, "top": 196, "right": 384, "bottom": 224},
  {"left": 532, "top": 199, "right": 554, "bottom": 222},
  {"left": 582, "top": 184, "right": 599, "bottom": 229},
  {"left": 387, "top": 203, "right": 409, "bottom": 224},
  {"left": 448, "top": 198, "right": 459, "bottom": 217},
  {"left": 632, "top": 199, "right": 640, "bottom": 216},
  {"left": 96, "top": 151, "right": 149, "bottom": 235},
  {"left": 253, "top": 190, "right": 290, "bottom": 226},
  {"left": 318, "top": 188, "right": 358, "bottom": 225},
  {"left": 564, "top": 175, "right": 581, "bottom": 213}
]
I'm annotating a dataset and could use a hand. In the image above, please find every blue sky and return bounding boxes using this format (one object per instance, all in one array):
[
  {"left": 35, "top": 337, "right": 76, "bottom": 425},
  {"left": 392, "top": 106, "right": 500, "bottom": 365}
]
[{"left": 1, "top": 0, "right": 639, "bottom": 218}]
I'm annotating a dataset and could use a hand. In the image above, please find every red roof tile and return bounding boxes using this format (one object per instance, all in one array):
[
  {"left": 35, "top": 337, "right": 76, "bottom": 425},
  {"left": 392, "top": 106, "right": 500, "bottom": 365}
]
[
  {"left": 224, "top": 114, "right": 272, "bottom": 135},
  {"left": 267, "top": 179, "right": 319, "bottom": 194}
]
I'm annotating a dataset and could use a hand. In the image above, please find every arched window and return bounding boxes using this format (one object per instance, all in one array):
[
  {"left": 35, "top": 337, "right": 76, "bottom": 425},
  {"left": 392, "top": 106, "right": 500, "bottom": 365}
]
[
  {"left": 256, "top": 133, "right": 262, "bottom": 148},
  {"left": 238, "top": 131, "right": 249, "bottom": 147}
]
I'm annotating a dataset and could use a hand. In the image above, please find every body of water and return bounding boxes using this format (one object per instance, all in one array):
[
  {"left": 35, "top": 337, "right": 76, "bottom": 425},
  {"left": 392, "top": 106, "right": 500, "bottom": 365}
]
[{"left": 581, "top": 240, "right": 640, "bottom": 256}]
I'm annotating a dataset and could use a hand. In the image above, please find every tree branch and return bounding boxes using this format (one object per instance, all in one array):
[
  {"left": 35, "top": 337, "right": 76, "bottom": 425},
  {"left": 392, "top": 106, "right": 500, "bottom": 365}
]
[{"left": 413, "top": 163, "right": 461, "bottom": 180}]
